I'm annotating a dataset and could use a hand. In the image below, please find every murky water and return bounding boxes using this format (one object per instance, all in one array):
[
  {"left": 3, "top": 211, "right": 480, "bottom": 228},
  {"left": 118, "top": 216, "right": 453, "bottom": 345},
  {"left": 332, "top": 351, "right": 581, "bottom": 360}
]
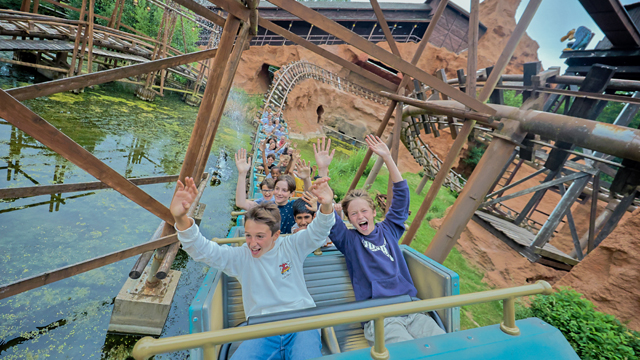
[{"left": 0, "top": 62, "right": 257, "bottom": 359}]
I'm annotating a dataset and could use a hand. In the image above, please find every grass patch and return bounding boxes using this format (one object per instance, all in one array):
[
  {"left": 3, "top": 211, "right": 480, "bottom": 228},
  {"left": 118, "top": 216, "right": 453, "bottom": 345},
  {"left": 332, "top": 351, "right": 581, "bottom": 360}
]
[{"left": 289, "top": 137, "right": 504, "bottom": 330}]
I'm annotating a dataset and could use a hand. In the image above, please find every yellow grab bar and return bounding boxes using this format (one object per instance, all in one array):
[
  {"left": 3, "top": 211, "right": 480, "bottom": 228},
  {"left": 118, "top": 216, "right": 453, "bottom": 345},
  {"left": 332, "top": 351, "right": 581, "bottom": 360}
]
[{"left": 132, "top": 281, "right": 552, "bottom": 360}]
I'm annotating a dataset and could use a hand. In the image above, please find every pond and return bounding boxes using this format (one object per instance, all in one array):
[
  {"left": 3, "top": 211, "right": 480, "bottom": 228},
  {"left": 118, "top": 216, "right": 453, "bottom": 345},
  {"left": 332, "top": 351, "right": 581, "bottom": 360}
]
[{"left": 0, "top": 61, "right": 258, "bottom": 359}]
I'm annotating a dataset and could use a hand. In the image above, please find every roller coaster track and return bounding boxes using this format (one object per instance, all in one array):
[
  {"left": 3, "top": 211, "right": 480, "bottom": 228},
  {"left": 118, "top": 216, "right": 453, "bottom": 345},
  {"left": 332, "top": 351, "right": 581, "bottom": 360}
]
[{"left": 260, "top": 60, "right": 466, "bottom": 192}]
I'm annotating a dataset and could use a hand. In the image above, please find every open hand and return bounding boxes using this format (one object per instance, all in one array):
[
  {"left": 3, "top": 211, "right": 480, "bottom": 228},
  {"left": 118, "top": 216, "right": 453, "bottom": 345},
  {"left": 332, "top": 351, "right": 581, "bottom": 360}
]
[
  {"left": 258, "top": 140, "right": 266, "bottom": 152},
  {"left": 294, "top": 159, "right": 311, "bottom": 180},
  {"left": 235, "top": 148, "right": 252, "bottom": 174},
  {"left": 313, "top": 137, "right": 335, "bottom": 170},
  {"left": 170, "top": 177, "right": 198, "bottom": 220},
  {"left": 309, "top": 177, "right": 333, "bottom": 206},
  {"left": 365, "top": 135, "right": 391, "bottom": 159},
  {"left": 301, "top": 191, "right": 318, "bottom": 212}
]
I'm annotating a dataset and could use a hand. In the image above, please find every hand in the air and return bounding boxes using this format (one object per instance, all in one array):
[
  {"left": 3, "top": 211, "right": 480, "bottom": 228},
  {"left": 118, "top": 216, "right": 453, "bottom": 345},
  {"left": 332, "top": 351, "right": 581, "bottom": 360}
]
[
  {"left": 365, "top": 135, "right": 391, "bottom": 159},
  {"left": 301, "top": 191, "right": 318, "bottom": 211},
  {"left": 294, "top": 159, "right": 311, "bottom": 180},
  {"left": 170, "top": 177, "right": 198, "bottom": 219},
  {"left": 309, "top": 177, "right": 333, "bottom": 206},
  {"left": 235, "top": 148, "right": 252, "bottom": 174},
  {"left": 313, "top": 137, "right": 335, "bottom": 170}
]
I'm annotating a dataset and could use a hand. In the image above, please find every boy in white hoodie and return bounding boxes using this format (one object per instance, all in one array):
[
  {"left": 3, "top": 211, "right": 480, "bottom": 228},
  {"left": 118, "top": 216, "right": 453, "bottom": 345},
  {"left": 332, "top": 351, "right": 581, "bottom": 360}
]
[{"left": 171, "top": 176, "right": 336, "bottom": 360}]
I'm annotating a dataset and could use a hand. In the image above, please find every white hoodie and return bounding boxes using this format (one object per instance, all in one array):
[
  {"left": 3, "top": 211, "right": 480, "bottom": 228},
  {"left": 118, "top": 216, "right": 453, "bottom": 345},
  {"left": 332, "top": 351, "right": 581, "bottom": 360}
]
[{"left": 176, "top": 210, "right": 335, "bottom": 319}]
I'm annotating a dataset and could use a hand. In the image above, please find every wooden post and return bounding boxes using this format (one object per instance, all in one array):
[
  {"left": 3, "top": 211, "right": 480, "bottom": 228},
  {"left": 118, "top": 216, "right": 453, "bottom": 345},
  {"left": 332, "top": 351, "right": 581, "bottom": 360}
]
[
  {"left": 385, "top": 94, "right": 403, "bottom": 214},
  {"left": 20, "top": 0, "right": 30, "bottom": 12},
  {"left": 403, "top": 0, "right": 543, "bottom": 248},
  {"left": 466, "top": 0, "right": 479, "bottom": 97},
  {"left": 86, "top": 0, "right": 95, "bottom": 76},
  {"left": 32, "top": 0, "right": 40, "bottom": 13},
  {"left": 71, "top": 0, "right": 88, "bottom": 76},
  {"left": 142, "top": 15, "right": 242, "bottom": 287},
  {"left": 587, "top": 172, "right": 600, "bottom": 254},
  {"left": 194, "top": 22, "right": 252, "bottom": 179},
  {"left": 348, "top": 0, "right": 451, "bottom": 192}
]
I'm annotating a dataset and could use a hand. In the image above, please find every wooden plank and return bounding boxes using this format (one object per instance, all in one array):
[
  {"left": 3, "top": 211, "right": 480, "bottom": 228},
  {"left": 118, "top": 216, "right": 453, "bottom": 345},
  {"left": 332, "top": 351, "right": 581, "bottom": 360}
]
[
  {"left": 258, "top": 19, "right": 396, "bottom": 90},
  {"left": 265, "top": 0, "right": 494, "bottom": 114},
  {"left": 0, "top": 89, "right": 174, "bottom": 224},
  {"left": 0, "top": 233, "right": 178, "bottom": 300},
  {"left": 8, "top": 47, "right": 218, "bottom": 101},
  {"left": 0, "top": 174, "right": 179, "bottom": 199},
  {"left": 386, "top": 93, "right": 403, "bottom": 214}
]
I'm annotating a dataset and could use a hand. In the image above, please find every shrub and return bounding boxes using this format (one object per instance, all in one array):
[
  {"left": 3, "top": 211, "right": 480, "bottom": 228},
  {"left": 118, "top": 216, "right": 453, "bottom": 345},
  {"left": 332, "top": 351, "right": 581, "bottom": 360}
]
[{"left": 523, "top": 288, "right": 640, "bottom": 360}]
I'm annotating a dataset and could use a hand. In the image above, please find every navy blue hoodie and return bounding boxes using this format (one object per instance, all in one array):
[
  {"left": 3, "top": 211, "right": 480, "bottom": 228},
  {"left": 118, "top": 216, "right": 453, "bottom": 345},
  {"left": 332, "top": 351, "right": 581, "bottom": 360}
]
[{"left": 329, "top": 180, "right": 417, "bottom": 301}]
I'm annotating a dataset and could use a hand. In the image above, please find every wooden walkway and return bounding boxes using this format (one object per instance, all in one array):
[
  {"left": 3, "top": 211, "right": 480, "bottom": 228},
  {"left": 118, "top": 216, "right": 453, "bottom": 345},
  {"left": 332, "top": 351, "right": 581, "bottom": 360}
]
[
  {"left": 0, "top": 13, "right": 201, "bottom": 81},
  {"left": 0, "top": 39, "right": 149, "bottom": 63},
  {"left": 474, "top": 211, "right": 578, "bottom": 267}
]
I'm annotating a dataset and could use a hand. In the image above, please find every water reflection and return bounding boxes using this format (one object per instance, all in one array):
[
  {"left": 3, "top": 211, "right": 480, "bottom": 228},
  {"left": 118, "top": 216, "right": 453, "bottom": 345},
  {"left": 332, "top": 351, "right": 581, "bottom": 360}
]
[{"left": 0, "top": 64, "right": 258, "bottom": 359}]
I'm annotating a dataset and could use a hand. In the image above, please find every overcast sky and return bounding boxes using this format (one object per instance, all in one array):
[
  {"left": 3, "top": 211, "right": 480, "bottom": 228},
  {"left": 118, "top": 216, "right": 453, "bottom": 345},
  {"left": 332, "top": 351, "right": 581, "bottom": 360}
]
[{"left": 350, "top": 0, "right": 640, "bottom": 70}]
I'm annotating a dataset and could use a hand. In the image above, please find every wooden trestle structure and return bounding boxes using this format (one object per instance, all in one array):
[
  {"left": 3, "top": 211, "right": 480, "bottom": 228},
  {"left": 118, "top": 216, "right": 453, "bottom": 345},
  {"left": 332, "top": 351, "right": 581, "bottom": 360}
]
[
  {"left": 0, "top": 0, "right": 222, "bottom": 101},
  {"left": 1, "top": 0, "right": 640, "bottom": 337}
]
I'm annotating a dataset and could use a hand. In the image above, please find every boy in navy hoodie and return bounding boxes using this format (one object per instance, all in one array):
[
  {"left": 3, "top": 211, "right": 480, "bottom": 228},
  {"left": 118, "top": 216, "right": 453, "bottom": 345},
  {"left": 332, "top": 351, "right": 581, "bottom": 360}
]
[{"left": 314, "top": 135, "right": 445, "bottom": 344}]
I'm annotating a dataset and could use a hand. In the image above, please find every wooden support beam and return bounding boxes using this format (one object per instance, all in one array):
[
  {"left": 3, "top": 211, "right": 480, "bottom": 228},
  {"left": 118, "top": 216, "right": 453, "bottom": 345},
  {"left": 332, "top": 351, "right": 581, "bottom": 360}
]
[
  {"left": 8, "top": 48, "right": 218, "bottom": 101},
  {"left": 587, "top": 172, "right": 599, "bottom": 254},
  {"left": 369, "top": 0, "right": 400, "bottom": 56},
  {"left": 347, "top": 0, "right": 450, "bottom": 192},
  {"left": 0, "top": 57, "right": 67, "bottom": 73},
  {"left": 557, "top": 182, "right": 583, "bottom": 260},
  {"left": 0, "top": 175, "right": 179, "bottom": 199},
  {"left": 265, "top": 0, "right": 494, "bottom": 114},
  {"left": 0, "top": 89, "right": 174, "bottom": 224},
  {"left": 385, "top": 92, "right": 403, "bottom": 215},
  {"left": 529, "top": 175, "right": 591, "bottom": 250},
  {"left": 404, "top": 0, "right": 543, "bottom": 249},
  {"left": 258, "top": 19, "right": 395, "bottom": 90},
  {"left": 194, "top": 22, "right": 252, "bottom": 180},
  {"left": 481, "top": 171, "right": 589, "bottom": 208},
  {"left": 593, "top": 190, "right": 637, "bottom": 247},
  {"left": 466, "top": 0, "right": 479, "bottom": 97},
  {"left": 178, "top": 15, "right": 241, "bottom": 183},
  {"left": 0, "top": 233, "right": 178, "bottom": 300}
]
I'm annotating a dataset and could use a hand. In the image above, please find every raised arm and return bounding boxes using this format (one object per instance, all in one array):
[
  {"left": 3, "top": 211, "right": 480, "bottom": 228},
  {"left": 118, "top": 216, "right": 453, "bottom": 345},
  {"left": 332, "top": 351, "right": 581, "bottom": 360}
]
[
  {"left": 313, "top": 137, "right": 335, "bottom": 178},
  {"left": 294, "top": 158, "right": 312, "bottom": 191},
  {"left": 288, "top": 178, "right": 336, "bottom": 257},
  {"left": 235, "top": 148, "right": 258, "bottom": 210},
  {"left": 170, "top": 177, "right": 198, "bottom": 230},
  {"left": 365, "top": 135, "right": 402, "bottom": 183},
  {"left": 259, "top": 140, "right": 268, "bottom": 174},
  {"left": 171, "top": 178, "right": 244, "bottom": 275}
]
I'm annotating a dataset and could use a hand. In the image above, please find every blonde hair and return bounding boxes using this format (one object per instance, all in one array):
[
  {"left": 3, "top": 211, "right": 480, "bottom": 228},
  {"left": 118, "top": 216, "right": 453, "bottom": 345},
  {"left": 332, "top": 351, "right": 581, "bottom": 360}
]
[
  {"left": 341, "top": 189, "right": 376, "bottom": 215},
  {"left": 246, "top": 203, "right": 281, "bottom": 234}
]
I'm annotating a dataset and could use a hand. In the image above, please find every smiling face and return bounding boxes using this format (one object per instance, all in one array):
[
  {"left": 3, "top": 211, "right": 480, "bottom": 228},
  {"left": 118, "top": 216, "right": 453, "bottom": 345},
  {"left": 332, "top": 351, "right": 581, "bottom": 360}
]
[
  {"left": 294, "top": 213, "right": 314, "bottom": 230},
  {"left": 270, "top": 167, "right": 282, "bottom": 178},
  {"left": 273, "top": 179, "right": 292, "bottom": 205},
  {"left": 245, "top": 220, "right": 280, "bottom": 258},
  {"left": 261, "top": 185, "right": 274, "bottom": 200},
  {"left": 268, "top": 140, "right": 277, "bottom": 150},
  {"left": 346, "top": 198, "right": 376, "bottom": 236}
]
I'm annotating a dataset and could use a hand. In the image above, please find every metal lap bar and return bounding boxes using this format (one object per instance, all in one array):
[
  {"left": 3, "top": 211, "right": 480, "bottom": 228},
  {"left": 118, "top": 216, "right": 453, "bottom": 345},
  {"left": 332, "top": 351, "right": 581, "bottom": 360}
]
[{"left": 131, "top": 281, "right": 553, "bottom": 360}]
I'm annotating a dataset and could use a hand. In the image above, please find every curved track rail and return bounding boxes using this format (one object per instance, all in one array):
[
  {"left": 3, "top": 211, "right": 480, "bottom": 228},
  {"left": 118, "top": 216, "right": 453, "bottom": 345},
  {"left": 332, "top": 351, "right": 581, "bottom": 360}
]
[{"left": 259, "top": 60, "right": 466, "bottom": 192}]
